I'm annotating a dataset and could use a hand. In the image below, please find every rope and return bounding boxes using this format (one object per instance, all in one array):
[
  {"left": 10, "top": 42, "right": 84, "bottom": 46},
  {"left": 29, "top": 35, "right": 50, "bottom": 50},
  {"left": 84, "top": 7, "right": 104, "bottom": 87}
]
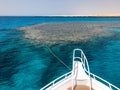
[{"left": 45, "top": 45, "right": 71, "bottom": 70}]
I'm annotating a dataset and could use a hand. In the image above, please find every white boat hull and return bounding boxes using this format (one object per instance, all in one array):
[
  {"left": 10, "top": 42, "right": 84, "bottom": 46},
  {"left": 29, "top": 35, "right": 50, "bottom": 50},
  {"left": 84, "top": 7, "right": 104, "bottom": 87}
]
[{"left": 40, "top": 49, "right": 120, "bottom": 90}]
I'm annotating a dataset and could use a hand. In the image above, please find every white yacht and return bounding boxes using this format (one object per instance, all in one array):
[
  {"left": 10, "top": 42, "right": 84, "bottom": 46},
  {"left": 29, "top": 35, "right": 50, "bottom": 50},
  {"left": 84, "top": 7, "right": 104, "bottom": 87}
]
[{"left": 40, "top": 49, "right": 120, "bottom": 90}]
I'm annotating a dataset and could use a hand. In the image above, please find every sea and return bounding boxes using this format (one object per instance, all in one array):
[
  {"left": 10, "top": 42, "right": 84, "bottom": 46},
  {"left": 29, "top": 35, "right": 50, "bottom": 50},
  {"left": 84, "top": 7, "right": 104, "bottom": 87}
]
[{"left": 0, "top": 16, "right": 120, "bottom": 90}]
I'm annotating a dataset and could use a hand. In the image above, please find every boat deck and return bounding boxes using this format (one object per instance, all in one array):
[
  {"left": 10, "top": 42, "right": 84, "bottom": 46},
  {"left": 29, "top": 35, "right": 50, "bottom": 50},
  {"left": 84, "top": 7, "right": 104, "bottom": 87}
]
[
  {"left": 40, "top": 49, "right": 119, "bottom": 90},
  {"left": 45, "top": 62, "right": 111, "bottom": 90},
  {"left": 67, "top": 85, "right": 94, "bottom": 90}
]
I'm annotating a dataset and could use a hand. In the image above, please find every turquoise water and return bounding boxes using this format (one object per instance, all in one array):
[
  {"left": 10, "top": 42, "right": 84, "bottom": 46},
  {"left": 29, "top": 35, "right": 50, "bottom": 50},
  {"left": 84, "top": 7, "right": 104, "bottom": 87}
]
[{"left": 0, "top": 17, "right": 120, "bottom": 90}]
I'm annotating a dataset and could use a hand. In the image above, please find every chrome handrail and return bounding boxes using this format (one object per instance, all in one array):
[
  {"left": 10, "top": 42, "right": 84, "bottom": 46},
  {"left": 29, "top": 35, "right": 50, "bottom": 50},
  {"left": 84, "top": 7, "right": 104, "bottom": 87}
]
[
  {"left": 40, "top": 49, "right": 119, "bottom": 90},
  {"left": 40, "top": 71, "right": 72, "bottom": 90},
  {"left": 72, "top": 49, "right": 92, "bottom": 90},
  {"left": 73, "top": 49, "right": 119, "bottom": 90},
  {"left": 88, "top": 71, "right": 120, "bottom": 90}
]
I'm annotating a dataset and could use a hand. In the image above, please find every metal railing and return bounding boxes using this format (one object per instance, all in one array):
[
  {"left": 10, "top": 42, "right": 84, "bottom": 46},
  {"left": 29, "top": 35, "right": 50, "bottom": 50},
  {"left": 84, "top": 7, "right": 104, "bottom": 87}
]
[
  {"left": 40, "top": 71, "right": 72, "bottom": 90},
  {"left": 89, "top": 72, "right": 120, "bottom": 90},
  {"left": 72, "top": 49, "right": 92, "bottom": 90},
  {"left": 73, "top": 49, "right": 120, "bottom": 90},
  {"left": 40, "top": 49, "right": 119, "bottom": 90}
]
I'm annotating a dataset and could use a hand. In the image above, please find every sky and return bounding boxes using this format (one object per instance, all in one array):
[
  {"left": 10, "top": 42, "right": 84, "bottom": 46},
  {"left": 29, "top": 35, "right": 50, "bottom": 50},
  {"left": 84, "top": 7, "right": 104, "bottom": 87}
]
[{"left": 0, "top": 0, "right": 120, "bottom": 16}]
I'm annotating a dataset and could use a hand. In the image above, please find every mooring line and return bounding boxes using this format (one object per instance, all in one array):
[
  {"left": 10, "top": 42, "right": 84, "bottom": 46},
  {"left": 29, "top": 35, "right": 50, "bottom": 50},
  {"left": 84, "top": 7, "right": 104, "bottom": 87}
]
[{"left": 45, "top": 45, "right": 71, "bottom": 70}]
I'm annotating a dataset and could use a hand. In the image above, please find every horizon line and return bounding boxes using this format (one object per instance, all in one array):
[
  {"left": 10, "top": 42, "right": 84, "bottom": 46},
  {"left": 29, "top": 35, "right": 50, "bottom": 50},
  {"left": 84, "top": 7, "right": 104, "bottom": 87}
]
[{"left": 0, "top": 15, "right": 120, "bottom": 17}]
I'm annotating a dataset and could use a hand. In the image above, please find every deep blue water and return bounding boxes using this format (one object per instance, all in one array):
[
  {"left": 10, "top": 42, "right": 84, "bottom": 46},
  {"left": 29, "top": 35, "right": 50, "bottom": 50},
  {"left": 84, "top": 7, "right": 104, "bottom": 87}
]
[
  {"left": 0, "top": 17, "right": 120, "bottom": 90},
  {"left": 0, "top": 16, "right": 120, "bottom": 29}
]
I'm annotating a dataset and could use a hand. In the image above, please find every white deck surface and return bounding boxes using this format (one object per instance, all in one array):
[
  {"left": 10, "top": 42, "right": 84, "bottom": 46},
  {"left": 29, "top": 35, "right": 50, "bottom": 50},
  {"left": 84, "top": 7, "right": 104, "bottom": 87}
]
[
  {"left": 40, "top": 49, "right": 119, "bottom": 90},
  {"left": 46, "top": 62, "right": 111, "bottom": 90}
]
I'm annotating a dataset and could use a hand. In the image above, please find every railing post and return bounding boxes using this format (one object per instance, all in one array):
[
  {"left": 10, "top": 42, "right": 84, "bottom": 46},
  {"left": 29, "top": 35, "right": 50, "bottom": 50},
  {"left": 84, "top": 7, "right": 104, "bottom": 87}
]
[
  {"left": 93, "top": 74, "right": 96, "bottom": 80},
  {"left": 52, "top": 82, "right": 54, "bottom": 87},
  {"left": 109, "top": 84, "right": 112, "bottom": 90}
]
